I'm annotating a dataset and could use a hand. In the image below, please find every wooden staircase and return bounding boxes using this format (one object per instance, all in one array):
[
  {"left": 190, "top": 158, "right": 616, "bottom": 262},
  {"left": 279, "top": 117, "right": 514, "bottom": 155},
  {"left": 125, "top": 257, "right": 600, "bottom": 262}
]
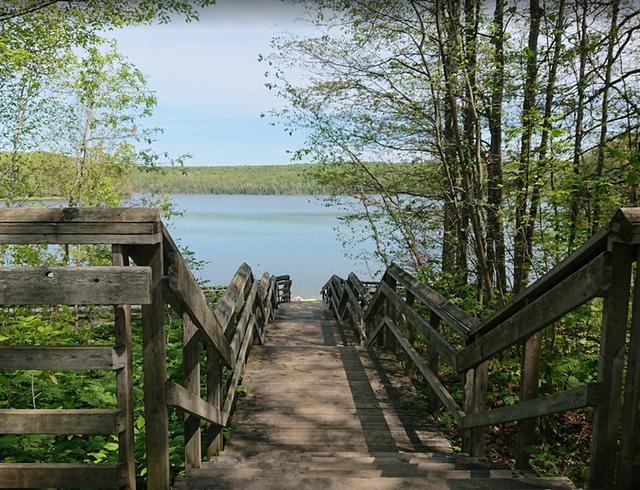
[
  {"left": 175, "top": 302, "right": 574, "bottom": 490},
  {"left": 3, "top": 207, "right": 640, "bottom": 489}
]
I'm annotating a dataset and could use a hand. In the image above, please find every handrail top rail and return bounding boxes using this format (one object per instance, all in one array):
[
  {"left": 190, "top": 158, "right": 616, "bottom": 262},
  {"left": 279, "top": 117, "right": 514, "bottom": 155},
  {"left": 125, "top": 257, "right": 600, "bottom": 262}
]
[
  {"left": 474, "top": 227, "right": 610, "bottom": 337},
  {"left": 0, "top": 207, "right": 161, "bottom": 223},
  {"left": 474, "top": 207, "right": 640, "bottom": 337},
  {"left": 386, "top": 263, "right": 479, "bottom": 336}
]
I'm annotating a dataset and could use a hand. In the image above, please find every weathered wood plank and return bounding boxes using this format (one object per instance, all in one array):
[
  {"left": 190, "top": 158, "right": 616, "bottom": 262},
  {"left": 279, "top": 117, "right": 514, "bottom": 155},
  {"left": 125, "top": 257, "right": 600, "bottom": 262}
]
[
  {"left": 0, "top": 233, "right": 161, "bottom": 244},
  {"left": 590, "top": 243, "right": 633, "bottom": 489},
  {"left": 0, "top": 207, "right": 160, "bottom": 223},
  {"left": 222, "top": 314, "right": 257, "bottom": 424},
  {"left": 377, "top": 282, "right": 457, "bottom": 368},
  {"left": 0, "top": 463, "right": 125, "bottom": 489},
  {"left": 229, "top": 281, "right": 259, "bottom": 356},
  {"left": 365, "top": 316, "right": 391, "bottom": 347},
  {"left": 463, "top": 362, "right": 488, "bottom": 457},
  {"left": 0, "top": 409, "right": 123, "bottom": 434},
  {"left": 138, "top": 243, "right": 170, "bottom": 490},
  {"left": 167, "top": 382, "right": 224, "bottom": 427},
  {"left": 0, "top": 222, "right": 158, "bottom": 235},
  {"left": 362, "top": 285, "right": 386, "bottom": 322},
  {"left": 348, "top": 272, "right": 372, "bottom": 304},
  {"left": 387, "top": 263, "right": 478, "bottom": 337},
  {"left": 329, "top": 278, "right": 344, "bottom": 322},
  {"left": 0, "top": 346, "right": 122, "bottom": 370},
  {"left": 462, "top": 384, "right": 599, "bottom": 429},
  {"left": 457, "top": 252, "right": 612, "bottom": 371},
  {"left": 214, "top": 263, "right": 252, "bottom": 334},
  {"left": 475, "top": 228, "right": 609, "bottom": 337},
  {"left": 0, "top": 266, "right": 151, "bottom": 305},
  {"left": 384, "top": 318, "right": 465, "bottom": 425},
  {"left": 617, "top": 248, "right": 640, "bottom": 489},
  {"left": 112, "top": 245, "right": 136, "bottom": 489},
  {"left": 166, "top": 249, "right": 234, "bottom": 368},
  {"left": 183, "top": 314, "right": 201, "bottom": 473}
]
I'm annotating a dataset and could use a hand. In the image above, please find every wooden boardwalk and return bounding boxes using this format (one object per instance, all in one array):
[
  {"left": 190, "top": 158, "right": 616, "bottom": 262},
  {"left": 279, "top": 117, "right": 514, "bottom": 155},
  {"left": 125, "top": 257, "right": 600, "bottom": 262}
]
[{"left": 176, "top": 302, "right": 574, "bottom": 490}]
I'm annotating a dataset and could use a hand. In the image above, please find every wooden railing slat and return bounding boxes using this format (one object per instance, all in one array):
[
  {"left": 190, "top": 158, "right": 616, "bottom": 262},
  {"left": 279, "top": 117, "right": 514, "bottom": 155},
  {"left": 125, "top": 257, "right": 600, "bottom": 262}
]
[
  {"left": 0, "top": 409, "right": 123, "bottom": 435},
  {"left": 229, "top": 281, "right": 259, "bottom": 356},
  {"left": 112, "top": 245, "right": 136, "bottom": 489},
  {"left": 385, "top": 318, "right": 466, "bottom": 425},
  {"left": 462, "top": 384, "right": 599, "bottom": 429},
  {"left": 214, "top": 263, "right": 253, "bottom": 334},
  {"left": 166, "top": 248, "right": 234, "bottom": 368},
  {"left": 222, "top": 314, "right": 257, "bottom": 424},
  {"left": 475, "top": 227, "right": 610, "bottom": 337},
  {"left": 387, "top": 263, "right": 478, "bottom": 337},
  {"left": 0, "top": 266, "right": 151, "bottom": 305},
  {"left": 183, "top": 314, "right": 202, "bottom": 473},
  {"left": 0, "top": 207, "right": 160, "bottom": 223},
  {"left": 348, "top": 272, "right": 372, "bottom": 303},
  {"left": 0, "top": 346, "right": 121, "bottom": 371},
  {"left": 377, "top": 282, "right": 457, "bottom": 368},
  {"left": 166, "top": 382, "right": 224, "bottom": 427},
  {"left": 0, "top": 463, "right": 125, "bottom": 489}
]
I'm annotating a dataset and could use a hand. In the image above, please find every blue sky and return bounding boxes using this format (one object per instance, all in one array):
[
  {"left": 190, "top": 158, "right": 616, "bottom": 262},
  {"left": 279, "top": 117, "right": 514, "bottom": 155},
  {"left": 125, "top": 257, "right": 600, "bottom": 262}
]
[{"left": 109, "top": 0, "right": 311, "bottom": 166}]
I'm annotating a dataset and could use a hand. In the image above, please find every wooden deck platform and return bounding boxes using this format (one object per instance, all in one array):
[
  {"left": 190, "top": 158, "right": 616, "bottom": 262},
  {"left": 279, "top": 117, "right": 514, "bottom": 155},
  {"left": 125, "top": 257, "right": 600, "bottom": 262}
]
[{"left": 175, "top": 302, "right": 575, "bottom": 490}]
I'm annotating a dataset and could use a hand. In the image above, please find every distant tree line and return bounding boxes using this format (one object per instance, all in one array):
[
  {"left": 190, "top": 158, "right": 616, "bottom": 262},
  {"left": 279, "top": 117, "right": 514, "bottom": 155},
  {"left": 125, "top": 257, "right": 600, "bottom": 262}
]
[{"left": 130, "top": 164, "right": 329, "bottom": 195}]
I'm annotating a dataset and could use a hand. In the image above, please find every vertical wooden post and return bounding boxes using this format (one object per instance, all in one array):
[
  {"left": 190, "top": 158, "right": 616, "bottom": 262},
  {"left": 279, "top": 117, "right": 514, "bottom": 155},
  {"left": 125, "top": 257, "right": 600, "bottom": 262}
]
[
  {"left": 183, "top": 314, "right": 201, "bottom": 473},
  {"left": 205, "top": 348, "right": 224, "bottom": 458},
  {"left": 590, "top": 242, "right": 633, "bottom": 489},
  {"left": 405, "top": 292, "right": 416, "bottom": 377},
  {"left": 463, "top": 361, "right": 488, "bottom": 457},
  {"left": 617, "top": 246, "right": 640, "bottom": 489},
  {"left": 112, "top": 245, "right": 136, "bottom": 490},
  {"left": 516, "top": 328, "right": 543, "bottom": 470},
  {"left": 385, "top": 277, "right": 397, "bottom": 351},
  {"left": 139, "top": 243, "right": 170, "bottom": 489},
  {"left": 427, "top": 310, "right": 441, "bottom": 412}
]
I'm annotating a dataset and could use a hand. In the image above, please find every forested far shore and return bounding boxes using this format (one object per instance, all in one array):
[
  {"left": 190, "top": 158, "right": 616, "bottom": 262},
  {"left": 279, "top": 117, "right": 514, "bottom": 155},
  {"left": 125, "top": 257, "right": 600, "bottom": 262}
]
[{"left": 130, "top": 164, "right": 326, "bottom": 195}]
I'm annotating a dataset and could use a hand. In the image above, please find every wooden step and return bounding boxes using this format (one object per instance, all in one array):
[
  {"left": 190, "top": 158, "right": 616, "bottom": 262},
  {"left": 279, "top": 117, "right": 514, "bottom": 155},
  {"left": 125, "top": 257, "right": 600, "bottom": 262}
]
[
  {"left": 175, "top": 475, "right": 575, "bottom": 490},
  {"left": 212, "top": 450, "right": 492, "bottom": 465}
]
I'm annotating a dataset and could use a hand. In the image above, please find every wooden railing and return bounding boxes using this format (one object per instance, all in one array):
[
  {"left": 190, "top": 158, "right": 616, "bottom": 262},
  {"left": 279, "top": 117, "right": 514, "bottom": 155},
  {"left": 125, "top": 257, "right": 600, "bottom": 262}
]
[
  {"left": 322, "top": 208, "right": 640, "bottom": 490},
  {"left": 274, "top": 274, "right": 292, "bottom": 303},
  {"left": 0, "top": 208, "right": 283, "bottom": 489}
]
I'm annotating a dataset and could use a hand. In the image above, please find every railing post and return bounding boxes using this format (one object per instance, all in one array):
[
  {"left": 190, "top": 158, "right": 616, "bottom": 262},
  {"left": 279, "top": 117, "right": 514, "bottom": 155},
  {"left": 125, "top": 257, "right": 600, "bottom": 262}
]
[
  {"left": 427, "top": 310, "right": 441, "bottom": 413},
  {"left": 404, "top": 291, "right": 416, "bottom": 377},
  {"left": 617, "top": 246, "right": 640, "bottom": 489},
  {"left": 183, "top": 314, "right": 201, "bottom": 473},
  {"left": 205, "top": 348, "right": 224, "bottom": 457},
  {"left": 590, "top": 241, "right": 633, "bottom": 489},
  {"left": 515, "top": 326, "right": 543, "bottom": 470},
  {"left": 385, "top": 276, "right": 397, "bottom": 351},
  {"left": 112, "top": 245, "right": 136, "bottom": 489},
  {"left": 139, "top": 243, "right": 170, "bottom": 489},
  {"left": 464, "top": 360, "right": 488, "bottom": 457}
]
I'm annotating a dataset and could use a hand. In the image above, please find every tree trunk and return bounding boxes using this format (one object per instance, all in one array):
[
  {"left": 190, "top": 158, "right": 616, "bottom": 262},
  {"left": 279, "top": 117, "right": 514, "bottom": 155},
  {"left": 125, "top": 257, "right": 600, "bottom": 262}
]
[
  {"left": 487, "top": 0, "right": 507, "bottom": 296},
  {"left": 567, "top": 0, "right": 589, "bottom": 251},
  {"left": 592, "top": 0, "right": 620, "bottom": 231},
  {"left": 513, "top": 0, "right": 542, "bottom": 294},
  {"left": 514, "top": 0, "right": 543, "bottom": 470}
]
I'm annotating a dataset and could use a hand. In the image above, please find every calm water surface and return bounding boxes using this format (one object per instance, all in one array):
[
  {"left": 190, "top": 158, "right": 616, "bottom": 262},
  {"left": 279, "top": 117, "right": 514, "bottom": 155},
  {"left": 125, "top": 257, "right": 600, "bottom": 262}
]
[{"left": 167, "top": 194, "right": 381, "bottom": 299}]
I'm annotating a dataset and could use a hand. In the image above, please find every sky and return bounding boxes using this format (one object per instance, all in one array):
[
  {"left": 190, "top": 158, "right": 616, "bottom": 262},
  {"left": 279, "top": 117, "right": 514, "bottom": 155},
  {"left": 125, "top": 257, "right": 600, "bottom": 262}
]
[{"left": 109, "top": 0, "right": 312, "bottom": 166}]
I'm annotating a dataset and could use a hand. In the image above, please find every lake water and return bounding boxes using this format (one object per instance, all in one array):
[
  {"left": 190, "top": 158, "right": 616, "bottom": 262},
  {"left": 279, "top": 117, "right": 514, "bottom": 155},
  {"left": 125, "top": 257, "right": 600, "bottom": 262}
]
[{"left": 166, "top": 194, "right": 382, "bottom": 299}]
